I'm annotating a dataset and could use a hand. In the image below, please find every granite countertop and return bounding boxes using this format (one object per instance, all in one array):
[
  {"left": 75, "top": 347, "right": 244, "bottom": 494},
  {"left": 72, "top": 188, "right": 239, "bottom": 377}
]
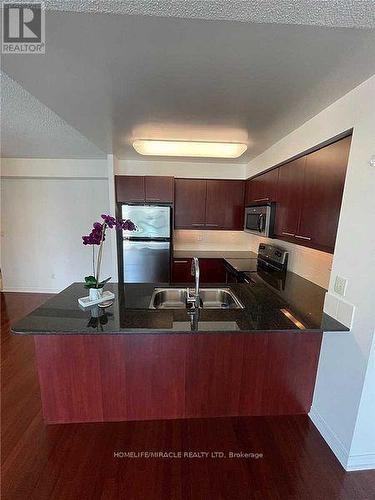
[
  {"left": 12, "top": 274, "right": 349, "bottom": 335},
  {"left": 173, "top": 250, "right": 258, "bottom": 259}
]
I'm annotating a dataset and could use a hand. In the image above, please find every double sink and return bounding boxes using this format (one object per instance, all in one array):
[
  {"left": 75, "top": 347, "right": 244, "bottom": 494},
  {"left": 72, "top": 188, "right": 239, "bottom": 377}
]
[{"left": 149, "top": 288, "right": 244, "bottom": 310}]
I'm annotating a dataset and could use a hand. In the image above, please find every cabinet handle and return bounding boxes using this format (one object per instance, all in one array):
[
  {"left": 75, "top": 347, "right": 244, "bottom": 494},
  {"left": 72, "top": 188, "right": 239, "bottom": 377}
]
[
  {"left": 206, "top": 224, "right": 219, "bottom": 227},
  {"left": 174, "top": 260, "right": 189, "bottom": 264},
  {"left": 282, "top": 231, "right": 295, "bottom": 237},
  {"left": 147, "top": 198, "right": 161, "bottom": 201},
  {"left": 295, "top": 235, "right": 311, "bottom": 240},
  {"left": 192, "top": 223, "right": 205, "bottom": 226},
  {"left": 253, "top": 198, "right": 269, "bottom": 202}
]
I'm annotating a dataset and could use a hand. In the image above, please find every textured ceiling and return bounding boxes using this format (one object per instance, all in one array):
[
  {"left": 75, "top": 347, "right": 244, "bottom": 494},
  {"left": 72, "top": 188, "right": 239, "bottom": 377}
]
[
  {"left": 0, "top": 72, "right": 105, "bottom": 158},
  {"left": 45, "top": 0, "right": 375, "bottom": 29},
  {"left": 1, "top": 9, "right": 375, "bottom": 161}
]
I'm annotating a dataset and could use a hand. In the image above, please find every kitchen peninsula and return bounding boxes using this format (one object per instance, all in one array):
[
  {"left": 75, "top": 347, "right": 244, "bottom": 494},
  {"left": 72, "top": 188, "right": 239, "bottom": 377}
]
[{"left": 12, "top": 270, "right": 348, "bottom": 425}]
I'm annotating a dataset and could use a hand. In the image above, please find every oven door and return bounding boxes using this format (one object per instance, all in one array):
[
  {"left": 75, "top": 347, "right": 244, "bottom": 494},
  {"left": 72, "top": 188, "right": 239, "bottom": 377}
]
[{"left": 244, "top": 209, "right": 266, "bottom": 234}]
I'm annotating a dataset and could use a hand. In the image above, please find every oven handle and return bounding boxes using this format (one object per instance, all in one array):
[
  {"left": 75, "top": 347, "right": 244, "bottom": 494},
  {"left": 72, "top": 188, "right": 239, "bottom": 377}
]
[{"left": 258, "top": 213, "right": 265, "bottom": 232}]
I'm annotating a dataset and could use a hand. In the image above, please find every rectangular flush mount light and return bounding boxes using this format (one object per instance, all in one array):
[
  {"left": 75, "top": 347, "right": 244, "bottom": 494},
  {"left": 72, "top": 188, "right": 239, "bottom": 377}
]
[{"left": 133, "top": 140, "right": 247, "bottom": 158}]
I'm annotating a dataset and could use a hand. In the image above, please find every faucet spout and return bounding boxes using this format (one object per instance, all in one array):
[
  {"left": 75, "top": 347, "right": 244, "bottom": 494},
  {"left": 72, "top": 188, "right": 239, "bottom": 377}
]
[
  {"left": 186, "top": 257, "right": 200, "bottom": 308},
  {"left": 192, "top": 257, "right": 200, "bottom": 300}
]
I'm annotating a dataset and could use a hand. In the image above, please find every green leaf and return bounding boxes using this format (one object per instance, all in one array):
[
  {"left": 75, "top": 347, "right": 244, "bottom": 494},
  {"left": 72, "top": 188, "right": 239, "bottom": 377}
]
[
  {"left": 99, "top": 277, "right": 111, "bottom": 286},
  {"left": 85, "top": 275, "right": 97, "bottom": 284}
]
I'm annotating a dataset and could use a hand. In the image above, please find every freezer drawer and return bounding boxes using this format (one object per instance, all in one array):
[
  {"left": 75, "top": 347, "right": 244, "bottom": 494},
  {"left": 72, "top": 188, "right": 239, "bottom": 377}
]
[{"left": 123, "top": 240, "right": 171, "bottom": 283}]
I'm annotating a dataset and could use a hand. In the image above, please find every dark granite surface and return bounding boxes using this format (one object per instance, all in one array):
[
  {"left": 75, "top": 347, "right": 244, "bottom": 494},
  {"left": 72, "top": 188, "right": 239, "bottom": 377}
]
[
  {"left": 173, "top": 250, "right": 258, "bottom": 259},
  {"left": 12, "top": 273, "right": 349, "bottom": 335},
  {"left": 224, "top": 258, "right": 259, "bottom": 272}
]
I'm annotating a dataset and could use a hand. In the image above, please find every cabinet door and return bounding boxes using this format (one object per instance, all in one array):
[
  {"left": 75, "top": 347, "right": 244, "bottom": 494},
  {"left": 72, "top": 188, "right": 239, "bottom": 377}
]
[
  {"left": 244, "top": 180, "right": 252, "bottom": 206},
  {"left": 174, "top": 179, "right": 207, "bottom": 229},
  {"left": 115, "top": 176, "right": 145, "bottom": 202},
  {"left": 205, "top": 180, "right": 245, "bottom": 230},
  {"left": 200, "top": 259, "right": 226, "bottom": 283},
  {"left": 145, "top": 176, "right": 174, "bottom": 203},
  {"left": 247, "top": 169, "right": 279, "bottom": 203},
  {"left": 297, "top": 136, "right": 351, "bottom": 252},
  {"left": 171, "top": 259, "right": 194, "bottom": 283},
  {"left": 274, "top": 158, "right": 305, "bottom": 239}
]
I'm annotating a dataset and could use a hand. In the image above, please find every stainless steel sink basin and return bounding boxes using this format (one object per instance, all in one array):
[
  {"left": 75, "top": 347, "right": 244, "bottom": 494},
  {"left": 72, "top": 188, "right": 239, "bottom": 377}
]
[
  {"left": 198, "top": 288, "right": 244, "bottom": 309},
  {"left": 149, "top": 288, "right": 244, "bottom": 310},
  {"left": 149, "top": 288, "right": 188, "bottom": 309}
]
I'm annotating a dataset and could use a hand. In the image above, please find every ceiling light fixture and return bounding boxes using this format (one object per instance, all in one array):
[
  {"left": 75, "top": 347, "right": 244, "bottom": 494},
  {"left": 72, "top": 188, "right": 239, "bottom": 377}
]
[{"left": 132, "top": 140, "right": 247, "bottom": 158}]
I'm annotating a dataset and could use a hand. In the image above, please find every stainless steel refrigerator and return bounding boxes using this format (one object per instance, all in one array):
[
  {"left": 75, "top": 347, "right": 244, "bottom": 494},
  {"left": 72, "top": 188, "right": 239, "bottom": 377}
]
[{"left": 121, "top": 204, "right": 172, "bottom": 283}]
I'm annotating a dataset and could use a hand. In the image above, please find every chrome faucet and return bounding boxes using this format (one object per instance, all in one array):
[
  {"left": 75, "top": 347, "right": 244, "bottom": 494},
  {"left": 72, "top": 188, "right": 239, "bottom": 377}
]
[{"left": 186, "top": 257, "right": 200, "bottom": 308}]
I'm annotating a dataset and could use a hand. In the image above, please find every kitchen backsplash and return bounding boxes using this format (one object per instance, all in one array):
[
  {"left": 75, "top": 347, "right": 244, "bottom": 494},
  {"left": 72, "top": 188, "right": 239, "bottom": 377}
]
[{"left": 173, "top": 230, "right": 333, "bottom": 289}]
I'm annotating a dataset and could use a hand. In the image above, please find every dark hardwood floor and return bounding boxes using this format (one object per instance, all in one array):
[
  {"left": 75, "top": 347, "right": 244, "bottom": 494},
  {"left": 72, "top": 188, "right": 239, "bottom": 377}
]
[{"left": 1, "top": 292, "right": 374, "bottom": 500}]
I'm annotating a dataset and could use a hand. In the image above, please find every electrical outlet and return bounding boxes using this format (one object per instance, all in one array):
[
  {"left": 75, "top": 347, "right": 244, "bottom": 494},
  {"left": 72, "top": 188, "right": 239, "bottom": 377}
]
[
  {"left": 334, "top": 275, "right": 347, "bottom": 297},
  {"left": 197, "top": 234, "right": 203, "bottom": 241}
]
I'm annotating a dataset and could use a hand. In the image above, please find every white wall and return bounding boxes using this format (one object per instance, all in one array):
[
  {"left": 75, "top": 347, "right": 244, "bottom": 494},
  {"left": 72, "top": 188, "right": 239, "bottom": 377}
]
[
  {"left": 246, "top": 75, "right": 375, "bottom": 470},
  {"left": 347, "top": 331, "right": 375, "bottom": 470},
  {"left": 116, "top": 159, "right": 246, "bottom": 179},
  {"left": 1, "top": 158, "right": 113, "bottom": 293}
]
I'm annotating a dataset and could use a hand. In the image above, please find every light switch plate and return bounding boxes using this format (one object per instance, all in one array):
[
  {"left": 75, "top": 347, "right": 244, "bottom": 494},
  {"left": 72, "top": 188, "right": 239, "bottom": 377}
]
[{"left": 334, "top": 275, "right": 348, "bottom": 297}]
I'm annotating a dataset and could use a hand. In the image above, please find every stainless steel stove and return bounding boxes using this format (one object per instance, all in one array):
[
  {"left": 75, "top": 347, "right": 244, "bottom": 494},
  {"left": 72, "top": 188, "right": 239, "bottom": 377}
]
[{"left": 225, "top": 244, "right": 288, "bottom": 290}]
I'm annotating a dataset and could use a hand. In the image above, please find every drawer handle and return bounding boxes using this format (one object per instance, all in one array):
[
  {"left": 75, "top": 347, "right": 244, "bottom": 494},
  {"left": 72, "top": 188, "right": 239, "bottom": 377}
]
[
  {"left": 192, "top": 223, "right": 205, "bottom": 226},
  {"left": 253, "top": 198, "right": 269, "bottom": 202},
  {"left": 174, "top": 260, "right": 189, "bottom": 264},
  {"left": 147, "top": 198, "right": 161, "bottom": 201},
  {"left": 295, "top": 235, "right": 311, "bottom": 240},
  {"left": 206, "top": 224, "right": 219, "bottom": 227},
  {"left": 282, "top": 231, "right": 295, "bottom": 237}
]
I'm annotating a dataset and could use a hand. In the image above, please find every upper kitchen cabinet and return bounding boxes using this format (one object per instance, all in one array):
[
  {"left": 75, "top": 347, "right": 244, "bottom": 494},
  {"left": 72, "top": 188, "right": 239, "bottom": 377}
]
[
  {"left": 245, "top": 168, "right": 279, "bottom": 205},
  {"left": 274, "top": 157, "right": 305, "bottom": 239},
  {"left": 145, "top": 176, "right": 174, "bottom": 203},
  {"left": 116, "top": 176, "right": 145, "bottom": 202},
  {"left": 206, "top": 180, "right": 245, "bottom": 230},
  {"left": 115, "top": 176, "right": 174, "bottom": 203},
  {"left": 175, "top": 179, "right": 245, "bottom": 230},
  {"left": 174, "top": 179, "right": 207, "bottom": 228},
  {"left": 297, "top": 136, "right": 351, "bottom": 252}
]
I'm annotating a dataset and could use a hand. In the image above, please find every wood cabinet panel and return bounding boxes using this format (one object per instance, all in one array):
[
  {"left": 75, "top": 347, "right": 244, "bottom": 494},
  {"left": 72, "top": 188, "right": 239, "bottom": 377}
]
[
  {"left": 115, "top": 176, "right": 145, "bottom": 202},
  {"left": 171, "top": 258, "right": 194, "bottom": 283},
  {"left": 172, "top": 258, "right": 226, "bottom": 284},
  {"left": 174, "top": 179, "right": 207, "bottom": 228},
  {"left": 274, "top": 157, "right": 305, "bottom": 238},
  {"left": 297, "top": 136, "right": 351, "bottom": 252},
  {"left": 200, "top": 258, "right": 226, "bottom": 283},
  {"left": 34, "top": 331, "right": 322, "bottom": 423},
  {"left": 145, "top": 176, "right": 174, "bottom": 203},
  {"left": 246, "top": 169, "right": 279, "bottom": 204},
  {"left": 206, "top": 180, "right": 245, "bottom": 230},
  {"left": 185, "top": 335, "right": 245, "bottom": 418}
]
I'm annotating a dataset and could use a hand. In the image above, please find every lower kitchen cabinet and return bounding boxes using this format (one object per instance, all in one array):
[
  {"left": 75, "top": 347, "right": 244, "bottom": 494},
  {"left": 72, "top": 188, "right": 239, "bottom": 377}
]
[
  {"left": 171, "top": 259, "right": 194, "bottom": 283},
  {"left": 200, "top": 258, "right": 226, "bottom": 283},
  {"left": 171, "top": 258, "right": 226, "bottom": 284}
]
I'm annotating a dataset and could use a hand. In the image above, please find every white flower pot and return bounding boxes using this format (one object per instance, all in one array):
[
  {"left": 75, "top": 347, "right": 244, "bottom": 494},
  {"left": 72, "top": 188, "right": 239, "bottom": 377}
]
[{"left": 89, "top": 288, "right": 103, "bottom": 302}]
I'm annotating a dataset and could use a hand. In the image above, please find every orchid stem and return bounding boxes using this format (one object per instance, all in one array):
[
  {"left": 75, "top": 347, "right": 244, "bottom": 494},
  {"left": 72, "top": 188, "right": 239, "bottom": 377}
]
[{"left": 95, "top": 223, "right": 106, "bottom": 288}]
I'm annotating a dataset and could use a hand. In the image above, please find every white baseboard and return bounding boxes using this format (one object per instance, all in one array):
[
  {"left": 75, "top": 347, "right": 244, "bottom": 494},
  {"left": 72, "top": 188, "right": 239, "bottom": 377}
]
[
  {"left": 309, "top": 407, "right": 349, "bottom": 469},
  {"left": 2, "top": 287, "right": 59, "bottom": 294},
  {"left": 309, "top": 407, "right": 375, "bottom": 471},
  {"left": 346, "top": 453, "right": 375, "bottom": 471}
]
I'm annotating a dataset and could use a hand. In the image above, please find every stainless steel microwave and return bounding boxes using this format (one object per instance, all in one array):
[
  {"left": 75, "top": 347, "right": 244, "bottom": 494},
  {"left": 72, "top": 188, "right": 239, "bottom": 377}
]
[{"left": 244, "top": 203, "right": 275, "bottom": 237}]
